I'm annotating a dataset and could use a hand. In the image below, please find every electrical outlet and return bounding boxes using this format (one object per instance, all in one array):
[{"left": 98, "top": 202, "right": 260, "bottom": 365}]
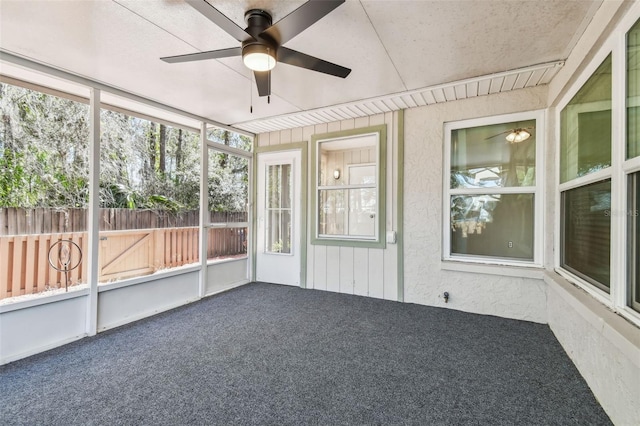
[{"left": 508, "top": 241, "right": 513, "bottom": 248}]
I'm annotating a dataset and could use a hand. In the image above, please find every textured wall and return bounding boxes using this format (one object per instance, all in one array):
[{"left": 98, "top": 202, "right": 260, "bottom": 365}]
[
  {"left": 547, "top": 274, "right": 640, "bottom": 426},
  {"left": 403, "top": 86, "right": 549, "bottom": 323}
]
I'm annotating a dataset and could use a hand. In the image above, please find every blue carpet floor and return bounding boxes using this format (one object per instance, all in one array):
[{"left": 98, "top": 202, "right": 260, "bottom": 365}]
[{"left": 0, "top": 282, "right": 611, "bottom": 425}]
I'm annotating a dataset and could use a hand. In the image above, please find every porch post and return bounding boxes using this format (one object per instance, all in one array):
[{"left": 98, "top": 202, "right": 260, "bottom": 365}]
[
  {"left": 199, "top": 123, "right": 208, "bottom": 297},
  {"left": 86, "top": 88, "right": 100, "bottom": 335}
]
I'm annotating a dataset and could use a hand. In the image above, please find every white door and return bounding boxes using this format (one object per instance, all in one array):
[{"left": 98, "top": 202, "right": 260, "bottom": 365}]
[{"left": 256, "top": 150, "right": 301, "bottom": 286}]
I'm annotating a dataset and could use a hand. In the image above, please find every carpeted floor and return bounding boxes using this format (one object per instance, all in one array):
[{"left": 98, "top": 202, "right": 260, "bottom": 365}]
[{"left": 0, "top": 282, "right": 611, "bottom": 425}]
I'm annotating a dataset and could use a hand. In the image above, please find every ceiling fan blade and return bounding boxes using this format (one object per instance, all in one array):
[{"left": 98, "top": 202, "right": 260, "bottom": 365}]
[
  {"left": 484, "top": 130, "right": 511, "bottom": 140},
  {"left": 278, "top": 47, "right": 351, "bottom": 78},
  {"left": 186, "top": 0, "right": 251, "bottom": 42},
  {"left": 261, "top": 0, "right": 345, "bottom": 45},
  {"left": 254, "top": 71, "right": 271, "bottom": 97},
  {"left": 161, "top": 47, "right": 242, "bottom": 64}
]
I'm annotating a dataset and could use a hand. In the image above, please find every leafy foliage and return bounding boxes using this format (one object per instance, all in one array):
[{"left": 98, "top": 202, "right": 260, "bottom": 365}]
[{"left": 0, "top": 83, "right": 250, "bottom": 213}]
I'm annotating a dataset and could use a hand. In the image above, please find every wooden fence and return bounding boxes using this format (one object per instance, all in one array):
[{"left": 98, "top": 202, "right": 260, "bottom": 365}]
[
  {"left": 0, "top": 226, "right": 246, "bottom": 300},
  {"left": 0, "top": 208, "right": 248, "bottom": 236}
]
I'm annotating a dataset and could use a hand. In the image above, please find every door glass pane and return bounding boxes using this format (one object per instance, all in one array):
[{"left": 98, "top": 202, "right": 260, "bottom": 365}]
[
  {"left": 628, "top": 19, "right": 640, "bottom": 159},
  {"left": 266, "top": 164, "right": 292, "bottom": 254},
  {"left": 629, "top": 173, "right": 640, "bottom": 312},
  {"left": 450, "top": 194, "right": 534, "bottom": 260},
  {"left": 451, "top": 119, "right": 536, "bottom": 189},
  {"left": 560, "top": 55, "right": 612, "bottom": 183},
  {"left": 561, "top": 180, "right": 611, "bottom": 291}
]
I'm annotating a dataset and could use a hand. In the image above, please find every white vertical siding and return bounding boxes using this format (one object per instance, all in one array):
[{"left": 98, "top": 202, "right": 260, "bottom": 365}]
[
  {"left": 314, "top": 245, "right": 327, "bottom": 291},
  {"left": 326, "top": 246, "right": 341, "bottom": 293},
  {"left": 353, "top": 248, "right": 369, "bottom": 296},
  {"left": 257, "top": 112, "right": 399, "bottom": 300},
  {"left": 339, "top": 246, "right": 355, "bottom": 294}
]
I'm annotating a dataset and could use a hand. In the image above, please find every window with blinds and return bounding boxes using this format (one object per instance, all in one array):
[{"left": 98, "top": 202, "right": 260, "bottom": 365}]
[
  {"left": 561, "top": 180, "right": 611, "bottom": 292},
  {"left": 560, "top": 52, "right": 612, "bottom": 293}
]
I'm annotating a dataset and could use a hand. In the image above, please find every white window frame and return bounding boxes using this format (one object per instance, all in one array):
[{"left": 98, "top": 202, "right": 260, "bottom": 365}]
[
  {"left": 310, "top": 125, "right": 387, "bottom": 249},
  {"left": 555, "top": 1, "right": 640, "bottom": 327},
  {"left": 443, "top": 110, "right": 545, "bottom": 267}
]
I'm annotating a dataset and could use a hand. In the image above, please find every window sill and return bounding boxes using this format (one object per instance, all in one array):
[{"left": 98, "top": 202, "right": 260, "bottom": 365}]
[
  {"left": 544, "top": 271, "right": 640, "bottom": 368},
  {"left": 0, "top": 286, "right": 90, "bottom": 314},
  {"left": 441, "top": 260, "right": 544, "bottom": 279},
  {"left": 98, "top": 264, "right": 201, "bottom": 293}
]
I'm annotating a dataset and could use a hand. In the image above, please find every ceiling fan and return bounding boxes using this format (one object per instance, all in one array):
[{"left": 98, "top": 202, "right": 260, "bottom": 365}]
[
  {"left": 484, "top": 126, "right": 535, "bottom": 143},
  {"left": 161, "top": 0, "right": 351, "bottom": 98}
]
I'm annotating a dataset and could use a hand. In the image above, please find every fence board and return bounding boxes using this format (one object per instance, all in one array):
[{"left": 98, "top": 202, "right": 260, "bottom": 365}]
[
  {"left": 0, "top": 237, "right": 10, "bottom": 299},
  {"left": 36, "top": 235, "right": 47, "bottom": 293},
  {"left": 0, "top": 208, "right": 248, "bottom": 236},
  {"left": 0, "top": 225, "right": 245, "bottom": 300},
  {"left": 24, "top": 236, "right": 36, "bottom": 294},
  {"left": 12, "top": 236, "right": 25, "bottom": 295}
]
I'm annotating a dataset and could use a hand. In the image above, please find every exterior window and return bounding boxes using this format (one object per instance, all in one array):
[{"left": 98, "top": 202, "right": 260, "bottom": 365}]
[
  {"left": 554, "top": 14, "right": 640, "bottom": 325},
  {"left": 561, "top": 180, "right": 611, "bottom": 291},
  {"left": 628, "top": 19, "right": 640, "bottom": 314},
  {"left": 559, "top": 53, "right": 612, "bottom": 294},
  {"left": 445, "top": 113, "right": 542, "bottom": 264},
  {"left": 560, "top": 54, "right": 612, "bottom": 183},
  {"left": 628, "top": 19, "right": 640, "bottom": 159},
  {"left": 629, "top": 173, "right": 640, "bottom": 312},
  {"left": 311, "top": 126, "right": 386, "bottom": 248}
]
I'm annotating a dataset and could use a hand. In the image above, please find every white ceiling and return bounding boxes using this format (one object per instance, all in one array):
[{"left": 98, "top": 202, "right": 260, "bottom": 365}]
[{"left": 0, "top": 0, "right": 602, "bottom": 134}]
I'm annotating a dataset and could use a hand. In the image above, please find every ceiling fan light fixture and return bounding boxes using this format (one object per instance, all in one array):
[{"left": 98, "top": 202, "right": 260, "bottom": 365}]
[
  {"left": 506, "top": 128, "right": 531, "bottom": 143},
  {"left": 242, "top": 44, "right": 276, "bottom": 71}
]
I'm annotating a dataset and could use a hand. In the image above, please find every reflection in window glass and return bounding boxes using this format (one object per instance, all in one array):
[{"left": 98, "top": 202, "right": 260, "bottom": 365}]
[
  {"left": 561, "top": 180, "right": 611, "bottom": 292},
  {"left": 630, "top": 173, "right": 640, "bottom": 312},
  {"left": 317, "top": 133, "right": 379, "bottom": 240},
  {"left": 265, "top": 164, "right": 292, "bottom": 254},
  {"left": 628, "top": 19, "right": 640, "bottom": 159},
  {"left": 450, "top": 194, "right": 534, "bottom": 260},
  {"left": 451, "top": 120, "right": 536, "bottom": 189},
  {"left": 560, "top": 55, "right": 612, "bottom": 183},
  {"left": 319, "top": 188, "right": 377, "bottom": 238}
]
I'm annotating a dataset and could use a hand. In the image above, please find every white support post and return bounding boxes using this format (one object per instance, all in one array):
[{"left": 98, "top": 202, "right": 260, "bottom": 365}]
[
  {"left": 199, "top": 123, "right": 208, "bottom": 297},
  {"left": 86, "top": 88, "right": 100, "bottom": 336}
]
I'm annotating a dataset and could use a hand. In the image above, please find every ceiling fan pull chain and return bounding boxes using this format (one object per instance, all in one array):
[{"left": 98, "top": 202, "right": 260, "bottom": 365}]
[{"left": 250, "top": 76, "right": 253, "bottom": 113}]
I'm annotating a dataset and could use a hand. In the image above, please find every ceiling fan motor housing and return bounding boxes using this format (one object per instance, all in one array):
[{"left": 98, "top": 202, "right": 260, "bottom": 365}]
[
  {"left": 242, "top": 9, "right": 277, "bottom": 70},
  {"left": 161, "top": 1, "right": 350, "bottom": 96}
]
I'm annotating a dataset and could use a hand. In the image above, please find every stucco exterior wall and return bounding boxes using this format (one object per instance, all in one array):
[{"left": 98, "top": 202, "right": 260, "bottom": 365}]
[
  {"left": 403, "top": 86, "right": 549, "bottom": 323},
  {"left": 546, "top": 273, "right": 640, "bottom": 426}
]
